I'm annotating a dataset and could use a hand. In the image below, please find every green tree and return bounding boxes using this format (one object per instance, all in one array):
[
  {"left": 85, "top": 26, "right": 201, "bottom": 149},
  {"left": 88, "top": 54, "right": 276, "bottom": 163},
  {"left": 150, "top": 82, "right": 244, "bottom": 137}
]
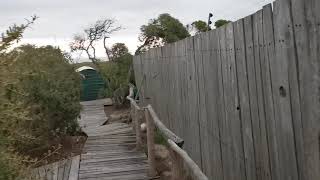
[
  {"left": 0, "top": 16, "right": 38, "bottom": 178},
  {"left": 189, "top": 20, "right": 209, "bottom": 34},
  {"left": 214, "top": 19, "right": 231, "bottom": 28},
  {"left": 0, "top": 15, "right": 37, "bottom": 53},
  {"left": 109, "top": 43, "right": 129, "bottom": 61},
  {"left": 135, "top": 13, "right": 190, "bottom": 55},
  {"left": 99, "top": 50, "right": 134, "bottom": 105}
]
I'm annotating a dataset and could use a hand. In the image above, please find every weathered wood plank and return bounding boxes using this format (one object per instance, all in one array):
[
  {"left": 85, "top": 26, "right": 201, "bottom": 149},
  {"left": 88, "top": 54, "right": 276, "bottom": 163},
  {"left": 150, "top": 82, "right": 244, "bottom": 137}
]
[
  {"left": 261, "top": 4, "right": 281, "bottom": 180},
  {"left": 290, "top": 0, "right": 320, "bottom": 179},
  {"left": 193, "top": 32, "right": 208, "bottom": 172},
  {"left": 272, "top": 0, "right": 299, "bottom": 179},
  {"left": 217, "top": 25, "right": 235, "bottom": 180},
  {"left": 78, "top": 99, "right": 149, "bottom": 180},
  {"left": 234, "top": 18, "right": 256, "bottom": 180},
  {"left": 184, "top": 36, "right": 202, "bottom": 167}
]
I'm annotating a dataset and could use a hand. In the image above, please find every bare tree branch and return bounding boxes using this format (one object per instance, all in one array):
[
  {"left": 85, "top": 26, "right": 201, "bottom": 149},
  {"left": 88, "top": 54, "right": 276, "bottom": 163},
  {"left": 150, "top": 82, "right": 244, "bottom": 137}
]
[{"left": 70, "top": 18, "right": 122, "bottom": 64}]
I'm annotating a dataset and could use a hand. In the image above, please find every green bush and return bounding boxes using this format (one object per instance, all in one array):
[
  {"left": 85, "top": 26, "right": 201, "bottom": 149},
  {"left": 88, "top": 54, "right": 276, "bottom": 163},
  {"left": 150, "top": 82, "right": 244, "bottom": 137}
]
[
  {"left": 99, "top": 53, "right": 134, "bottom": 105},
  {"left": 0, "top": 45, "right": 82, "bottom": 178}
]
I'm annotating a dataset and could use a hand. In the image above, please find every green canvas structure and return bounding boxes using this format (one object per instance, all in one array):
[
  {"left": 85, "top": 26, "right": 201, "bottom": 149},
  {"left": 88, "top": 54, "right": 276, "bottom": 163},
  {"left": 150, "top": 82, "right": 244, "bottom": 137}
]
[{"left": 76, "top": 66, "right": 106, "bottom": 101}]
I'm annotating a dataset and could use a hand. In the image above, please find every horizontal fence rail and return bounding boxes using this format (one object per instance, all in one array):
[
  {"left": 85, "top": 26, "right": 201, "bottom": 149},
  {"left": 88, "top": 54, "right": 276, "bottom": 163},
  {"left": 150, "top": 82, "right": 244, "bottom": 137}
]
[{"left": 132, "top": 0, "right": 320, "bottom": 179}]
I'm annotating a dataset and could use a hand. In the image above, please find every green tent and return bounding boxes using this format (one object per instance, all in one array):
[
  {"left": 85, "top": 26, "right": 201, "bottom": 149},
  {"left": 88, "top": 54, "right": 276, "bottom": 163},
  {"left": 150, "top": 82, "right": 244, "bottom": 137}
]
[{"left": 76, "top": 66, "right": 106, "bottom": 101}]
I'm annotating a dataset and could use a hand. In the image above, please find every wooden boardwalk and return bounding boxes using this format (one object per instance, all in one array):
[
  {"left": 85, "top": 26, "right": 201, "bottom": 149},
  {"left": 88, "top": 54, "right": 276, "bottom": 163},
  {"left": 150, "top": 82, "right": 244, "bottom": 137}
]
[
  {"left": 78, "top": 99, "right": 149, "bottom": 180},
  {"left": 29, "top": 155, "right": 80, "bottom": 180}
]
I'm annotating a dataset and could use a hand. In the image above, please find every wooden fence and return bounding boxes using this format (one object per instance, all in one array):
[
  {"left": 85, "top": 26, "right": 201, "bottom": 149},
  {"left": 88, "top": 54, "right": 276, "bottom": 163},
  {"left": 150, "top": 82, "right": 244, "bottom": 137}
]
[{"left": 132, "top": 0, "right": 320, "bottom": 179}]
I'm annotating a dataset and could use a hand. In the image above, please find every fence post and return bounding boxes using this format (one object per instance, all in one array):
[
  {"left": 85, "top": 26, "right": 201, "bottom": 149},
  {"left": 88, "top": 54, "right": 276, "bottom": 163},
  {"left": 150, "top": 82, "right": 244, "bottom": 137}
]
[
  {"left": 169, "top": 149, "right": 184, "bottom": 180},
  {"left": 134, "top": 108, "right": 142, "bottom": 150},
  {"left": 145, "top": 108, "right": 157, "bottom": 177}
]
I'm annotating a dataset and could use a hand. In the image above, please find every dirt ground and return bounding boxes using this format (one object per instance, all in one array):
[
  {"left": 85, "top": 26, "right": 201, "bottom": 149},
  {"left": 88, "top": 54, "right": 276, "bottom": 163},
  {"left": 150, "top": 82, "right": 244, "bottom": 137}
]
[{"left": 104, "top": 104, "right": 130, "bottom": 117}]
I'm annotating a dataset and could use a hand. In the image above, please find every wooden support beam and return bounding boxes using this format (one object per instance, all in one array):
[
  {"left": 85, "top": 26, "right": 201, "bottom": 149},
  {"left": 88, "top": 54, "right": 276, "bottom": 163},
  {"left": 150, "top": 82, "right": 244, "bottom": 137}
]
[
  {"left": 145, "top": 108, "right": 157, "bottom": 177},
  {"left": 134, "top": 107, "right": 142, "bottom": 150}
]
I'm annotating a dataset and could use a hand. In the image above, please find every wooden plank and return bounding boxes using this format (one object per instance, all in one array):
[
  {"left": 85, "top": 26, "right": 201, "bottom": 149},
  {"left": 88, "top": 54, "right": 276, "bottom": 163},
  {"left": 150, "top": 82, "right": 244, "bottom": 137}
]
[
  {"left": 256, "top": 9, "right": 273, "bottom": 180},
  {"left": 251, "top": 10, "right": 265, "bottom": 180},
  {"left": 217, "top": 25, "right": 235, "bottom": 180},
  {"left": 69, "top": 156, "right": 80, "bottom": 180},
  {"left": 234, "top": 18, "right": 256, "bottom": 180},
  {"left": 201, "top": 29, "right": 224, "bottom": 180},
  {"left": 158, "top": 46, "right": 166, "bottom": 124},
  {"left": 161, "top": 45, "right": 171, "bottom": 129},
  {"left": 261, "top": 4, "right": 281, "bottom": 180},
  {"left": 57, "top": 160, "right": 66, "bottom": 180},
  {"left": 193, "top": 32, "right": 208, "bottom": 172},
  {"left": 226, "top": 22, "right": 246, "bottom": 180},
  {"left": 175, "top": 40, "right": 184, "bottom": 140},
  {"left": 290, "top": 0, "right": 320, "bottom": 179},
  {"left": 62, "top": 159, "right": 72, "bottom": 180},
  {"left": 184, "top": 36, "right": 202, "bottom": 167},
  {"left": 272, "top": 0, "right": 299, "bottom": 179}
]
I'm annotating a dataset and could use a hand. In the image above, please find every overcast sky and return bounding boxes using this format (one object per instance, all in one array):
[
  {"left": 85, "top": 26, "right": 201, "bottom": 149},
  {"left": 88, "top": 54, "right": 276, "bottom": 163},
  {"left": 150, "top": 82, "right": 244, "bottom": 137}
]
[{"left": 1, "top": 0, "right": 274, "bottom": 62}]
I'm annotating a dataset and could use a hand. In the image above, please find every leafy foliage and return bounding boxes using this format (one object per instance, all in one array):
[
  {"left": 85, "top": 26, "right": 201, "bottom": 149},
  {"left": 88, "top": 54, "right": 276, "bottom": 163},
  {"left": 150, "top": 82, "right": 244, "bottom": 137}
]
[
  {"left": 108, "top": 43, "right": 129, "bottom": 61},
  {"left": 0, "top": 25, "right": 81, "bottom": 178},
  {"left": 136, "top": 13, "right": 190, "bottom": 54},
  {"left": 189, "top": 20, "right": 209, "bottom": 34},
  {"left": 0, "top": 15, "right": 38, "bottom": 53},
  {"left": 214, "top": 19, "right": 231, "bottom": 28},
  {"left": 99, "top": 51, "right": 134, "bottom": 105}
]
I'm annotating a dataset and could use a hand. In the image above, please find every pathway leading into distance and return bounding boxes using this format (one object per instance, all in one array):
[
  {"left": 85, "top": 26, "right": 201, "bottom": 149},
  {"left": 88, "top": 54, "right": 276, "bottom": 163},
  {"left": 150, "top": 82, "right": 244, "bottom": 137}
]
[{"left": 78, "top": 99, "right": 149, "bottom": 180}]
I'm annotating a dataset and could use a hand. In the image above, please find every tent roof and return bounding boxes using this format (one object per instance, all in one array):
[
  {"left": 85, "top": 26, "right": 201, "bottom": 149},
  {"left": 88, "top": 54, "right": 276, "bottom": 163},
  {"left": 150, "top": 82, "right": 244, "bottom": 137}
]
[{"left": 76, "top": 66, "right": 95, "bottom": 72}]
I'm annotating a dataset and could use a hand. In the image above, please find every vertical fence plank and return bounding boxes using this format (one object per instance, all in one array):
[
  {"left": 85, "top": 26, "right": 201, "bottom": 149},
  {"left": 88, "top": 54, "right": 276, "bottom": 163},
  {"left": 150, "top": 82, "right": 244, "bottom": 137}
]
[
  {"left": 255, "top": 9, "right": 273, "bottom": 180},
  {"left": 162, "top": 45, "right": 170, "bottom": 128},
  {"left": 226, "top": 22, "right": 246, "bottom": 180},
  {"left": 195, "top": 32, "right": 210, "bottom": 174},
  {"left": 291, "top": 0, "right": 320, "bottom": 179},
  {"left": 261, "top": 4, "right": 281, "bottom": 180},
  {"left": 244, "top": 14, "right": 260, "bottom": 180},
  {"left": 204, "top": 29, "right": 224, "bottom": 180},
  {"left": 218, "top": 25, "right": 234, "bottom": 180},
  {"left": 176, "top": 40, "right": 186, "bottom": 139},
  {"left": 234, "top": 18, "right": 256, "bottom": 180},
  {"left": 272, "top": 0, "right": 299, "bottom": 179},
  {"left": 184, "top": 36, "right": 202, "bottom": 167}
]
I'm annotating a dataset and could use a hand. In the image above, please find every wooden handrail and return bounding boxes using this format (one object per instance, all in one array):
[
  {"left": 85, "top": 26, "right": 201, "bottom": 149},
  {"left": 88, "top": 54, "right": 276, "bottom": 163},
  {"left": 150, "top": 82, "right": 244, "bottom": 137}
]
[
  {"left": 168, "top": 139, "right": 208, "bottom": 180},
  {"left": 127, "top": 96, "right": 141, "bottom": 110},
  {"left": 127, "top": 86, "right": 207, "bottom": 180},
  {"left": 146, "top": 105, "right": 184, "bottom": 147}
]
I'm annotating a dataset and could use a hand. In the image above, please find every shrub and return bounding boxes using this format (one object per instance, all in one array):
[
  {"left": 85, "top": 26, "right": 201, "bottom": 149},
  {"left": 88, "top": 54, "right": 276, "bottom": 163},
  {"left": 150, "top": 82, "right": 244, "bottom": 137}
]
[
  {"left": 99, "top": 53, "right": 134, "bottom": 105},
  {"left": 0, "top": 44, "right": 82, "bottom": 178}
]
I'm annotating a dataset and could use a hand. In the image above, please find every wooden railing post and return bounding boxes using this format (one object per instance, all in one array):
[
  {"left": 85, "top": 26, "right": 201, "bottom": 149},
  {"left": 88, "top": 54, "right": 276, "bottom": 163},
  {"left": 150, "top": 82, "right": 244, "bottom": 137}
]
[
  {"left": 170, "top": 149, "right": 184, "bottom": 180},
  {"left": 144, "top": 108, "right": 157, "bottom": 177},
  {"left": 134, "top": 108, "right": 142, "bottom": 150}
]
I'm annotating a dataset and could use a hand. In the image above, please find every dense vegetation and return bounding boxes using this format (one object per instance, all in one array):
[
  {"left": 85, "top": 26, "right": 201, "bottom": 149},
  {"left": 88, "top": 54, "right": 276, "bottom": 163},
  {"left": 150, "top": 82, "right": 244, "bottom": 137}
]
[
  {"left": 99, "top": 52, "right": 134, "bottom": 105},
  {"left": 0, "top": 21, "right": 82, "bottom": 179}
]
